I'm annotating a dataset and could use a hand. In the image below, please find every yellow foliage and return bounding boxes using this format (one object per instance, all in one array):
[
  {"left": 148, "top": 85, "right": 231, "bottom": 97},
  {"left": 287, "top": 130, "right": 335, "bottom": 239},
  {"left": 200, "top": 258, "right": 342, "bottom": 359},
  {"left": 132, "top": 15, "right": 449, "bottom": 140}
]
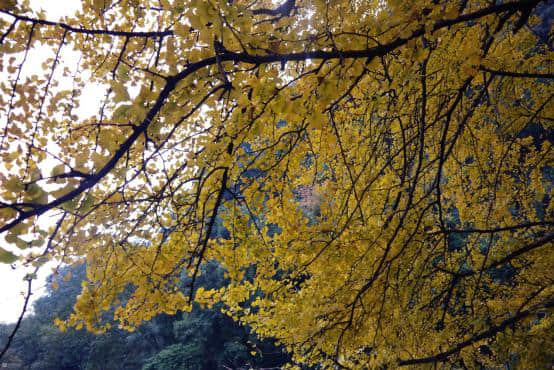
[{"left": 0, "top": 0, "right": 553, "bottom": 367}]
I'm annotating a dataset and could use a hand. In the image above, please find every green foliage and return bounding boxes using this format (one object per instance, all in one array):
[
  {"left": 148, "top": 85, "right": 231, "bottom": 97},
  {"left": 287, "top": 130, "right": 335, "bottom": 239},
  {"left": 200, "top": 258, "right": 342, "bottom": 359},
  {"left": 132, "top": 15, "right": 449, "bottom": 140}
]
[
  {"left": 0, "top": 263, "right": 288, "bottom": 369},
  {"left": 142, "top": 344, "right": 204, "bottom": 370}
]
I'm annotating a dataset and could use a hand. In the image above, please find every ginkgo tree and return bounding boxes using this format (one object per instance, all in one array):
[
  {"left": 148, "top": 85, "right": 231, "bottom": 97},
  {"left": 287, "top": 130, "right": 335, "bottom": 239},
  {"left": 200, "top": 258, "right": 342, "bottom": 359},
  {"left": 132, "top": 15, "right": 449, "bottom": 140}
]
[{"left": 0, "top": 0, "right": 553, "bottom": 367}]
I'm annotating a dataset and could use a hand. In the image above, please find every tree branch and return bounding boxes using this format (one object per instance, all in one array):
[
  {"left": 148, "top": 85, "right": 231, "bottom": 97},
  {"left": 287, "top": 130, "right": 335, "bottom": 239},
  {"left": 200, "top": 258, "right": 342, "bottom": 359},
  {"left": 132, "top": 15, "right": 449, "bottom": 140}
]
[
  {"left": 398, "top": 299, "right": 554, "bottom": 366},
  {"left": 0, "top": 9, "right": 173, "bottom": 38},
  {"left": 431, "top": 220, "right": 554, "bottom": 235},
  {"left": 252, "top": 0, "right": 296, "bottom": 17},
  {"left": 480, "top": 66, "right": 554, "bottom": 79}
]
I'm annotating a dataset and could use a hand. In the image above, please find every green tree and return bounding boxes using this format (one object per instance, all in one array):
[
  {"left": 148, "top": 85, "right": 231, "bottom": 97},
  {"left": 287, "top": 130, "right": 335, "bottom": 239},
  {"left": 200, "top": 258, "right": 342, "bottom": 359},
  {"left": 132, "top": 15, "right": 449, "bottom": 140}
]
[{"left": 1, "top": 262, "right": 288, "bottom": 369}]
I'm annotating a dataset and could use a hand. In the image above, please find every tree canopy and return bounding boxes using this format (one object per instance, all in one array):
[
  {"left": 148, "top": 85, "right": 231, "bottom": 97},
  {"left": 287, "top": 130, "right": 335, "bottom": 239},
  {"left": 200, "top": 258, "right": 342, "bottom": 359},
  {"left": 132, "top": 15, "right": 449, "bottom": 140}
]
[{"left": 0, "top": 0, "right": 553, "bottom": 367}]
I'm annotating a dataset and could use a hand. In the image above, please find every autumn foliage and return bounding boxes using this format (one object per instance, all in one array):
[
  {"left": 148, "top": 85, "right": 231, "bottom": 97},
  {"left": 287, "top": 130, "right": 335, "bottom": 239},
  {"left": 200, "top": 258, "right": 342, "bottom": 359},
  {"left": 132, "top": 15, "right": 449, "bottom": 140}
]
[{"left": 0, "top": 0, "right": 553, "bottom": 367}]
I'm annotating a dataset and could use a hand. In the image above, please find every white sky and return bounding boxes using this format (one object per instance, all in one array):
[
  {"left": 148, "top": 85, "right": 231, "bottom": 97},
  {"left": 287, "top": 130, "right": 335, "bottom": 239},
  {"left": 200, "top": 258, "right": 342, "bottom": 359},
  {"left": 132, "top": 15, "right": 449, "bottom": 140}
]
[{"left": 1, "top": 1, "right": 89, "bottom": 324}]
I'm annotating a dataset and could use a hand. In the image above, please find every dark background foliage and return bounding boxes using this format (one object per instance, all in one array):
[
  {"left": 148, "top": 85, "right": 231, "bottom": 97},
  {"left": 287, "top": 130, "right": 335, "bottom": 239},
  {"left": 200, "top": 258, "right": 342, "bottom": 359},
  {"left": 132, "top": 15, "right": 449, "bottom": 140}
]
[{"left": 0, "top": 262, "right": 288, "bottom": 370}]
